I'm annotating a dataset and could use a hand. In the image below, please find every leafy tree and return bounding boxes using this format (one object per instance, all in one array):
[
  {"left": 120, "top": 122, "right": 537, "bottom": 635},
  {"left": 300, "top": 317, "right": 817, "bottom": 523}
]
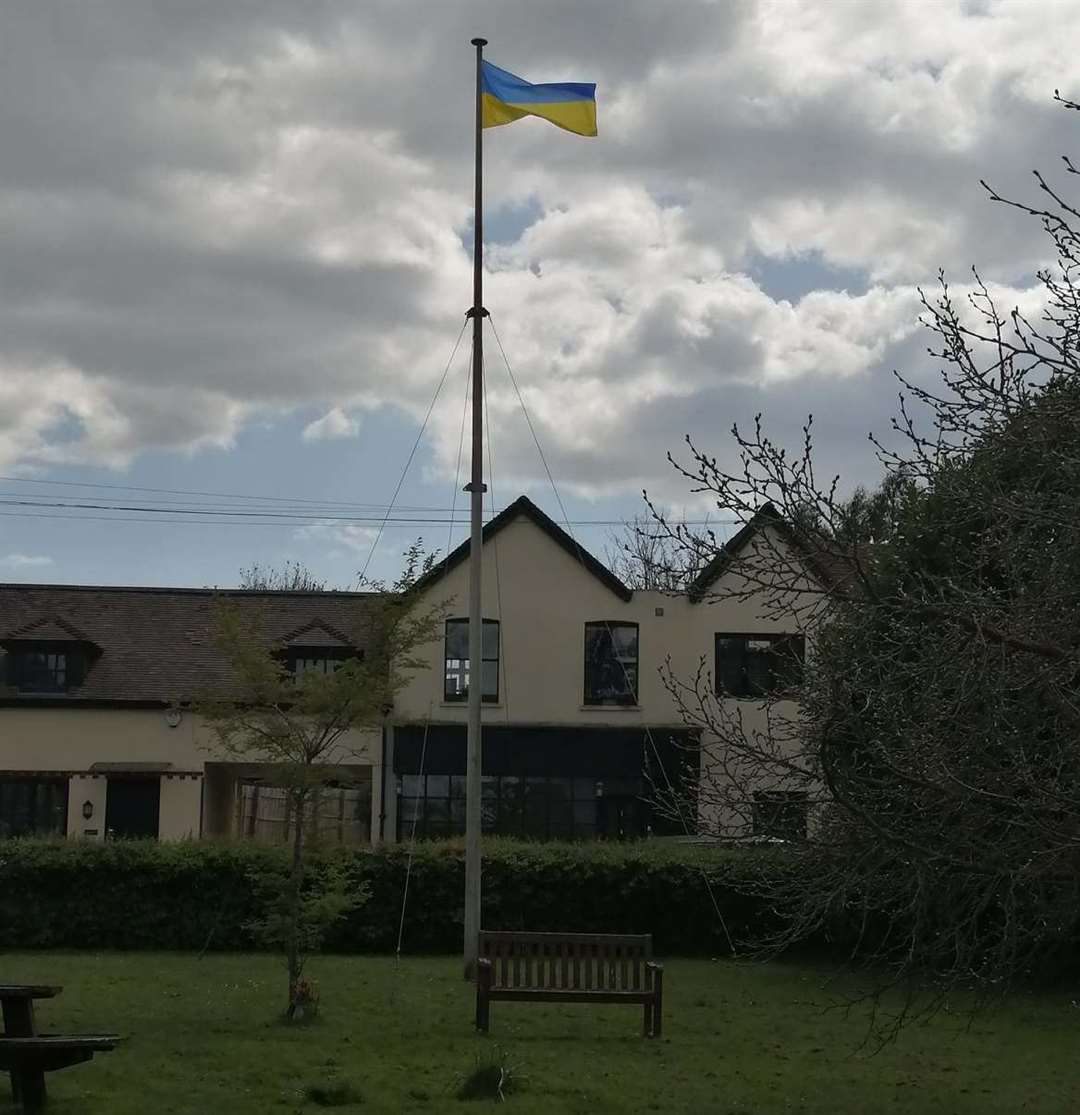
[
  {"left": 650, "top": 94, "right": 1080, "bottom": 1030},
  {"left": 200, "top": 546, "right": 441, "bottom": 1019}
]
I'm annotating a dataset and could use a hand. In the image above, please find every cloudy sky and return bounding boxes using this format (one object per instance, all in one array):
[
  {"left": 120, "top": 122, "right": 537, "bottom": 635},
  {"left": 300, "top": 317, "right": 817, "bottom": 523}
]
[{"left": 0, "top": 0, "right": 1077, "bottom": 586}]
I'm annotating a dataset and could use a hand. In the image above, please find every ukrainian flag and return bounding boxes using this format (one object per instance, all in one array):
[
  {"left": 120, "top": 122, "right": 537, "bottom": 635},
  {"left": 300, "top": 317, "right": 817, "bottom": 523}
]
[{"left": 481, "top": 60, "right": 597, "bottom": 137}]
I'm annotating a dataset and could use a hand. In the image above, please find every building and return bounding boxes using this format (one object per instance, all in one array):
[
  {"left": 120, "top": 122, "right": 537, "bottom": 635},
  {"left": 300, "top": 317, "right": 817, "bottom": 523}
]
[
  {"left": 0, "top": 586, "right": 384, "bottom": 841},
  {"left": 0, "top": 497, "right": 819, "bottom": 843},
  {"left": 386, "top": 496, "right": 815, "bottom": 843}
]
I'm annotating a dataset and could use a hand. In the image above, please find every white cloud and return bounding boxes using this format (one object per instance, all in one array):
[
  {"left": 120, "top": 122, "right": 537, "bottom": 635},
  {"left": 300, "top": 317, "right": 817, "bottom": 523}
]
[
  {"left": 302, "top": 408, "right": 360, "bottom": 442},
  {"left": 0, "top": 0, "right": 1075, "bottom": 499},
  {"left": 0, "top": 553, "right": 54, "bottom": 569}
]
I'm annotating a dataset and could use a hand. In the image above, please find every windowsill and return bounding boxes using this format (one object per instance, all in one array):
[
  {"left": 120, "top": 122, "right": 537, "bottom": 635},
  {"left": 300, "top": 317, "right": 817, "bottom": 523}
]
[
  {"left": 439, "top": 702, "right": 504, "bottom": 710},
  {"left": 579, "top": 703, "right": 641, "bottom": 712}
]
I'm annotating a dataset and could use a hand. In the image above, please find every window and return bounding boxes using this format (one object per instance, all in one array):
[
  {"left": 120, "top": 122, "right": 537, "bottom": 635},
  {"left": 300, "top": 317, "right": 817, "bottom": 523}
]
[
  {"left": 752, "top": 790, "right": 808, "bottom": 841},
  {"left": 287, "top": 647, "right": 354, "bottom": 676},
  {"left": 400, "top": 773, "right": 602, "bottom": 840},
  {"left": 0, "top": 777, "right": 68, "bottom": 837},
  {"left": 6, "top": 644, "right": 76, "bottom": 693},
  {"left": 715, "top": 634, "right": 805, "bottom": 698},
  {"left": 583, "top": 622, "right": 638, "bottom": 706},
  {"left": 443, "top": 619, "right": 499, "bottom": 703}
]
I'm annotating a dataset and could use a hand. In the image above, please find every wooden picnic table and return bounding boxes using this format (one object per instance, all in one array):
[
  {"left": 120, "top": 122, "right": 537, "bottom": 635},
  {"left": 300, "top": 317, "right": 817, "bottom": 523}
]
[
  {"left": 0, "top": 984, "right": 118, "bottom": 1113},
  {"left": 0, "top": 987, "right": 62, "bottom": 1040}
]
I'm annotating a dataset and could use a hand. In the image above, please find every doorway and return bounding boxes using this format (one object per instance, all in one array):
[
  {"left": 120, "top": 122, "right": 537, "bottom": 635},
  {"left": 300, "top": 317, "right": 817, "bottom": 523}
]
[{"left": 105, "top": 778, "right": 161, "bottom": 839}]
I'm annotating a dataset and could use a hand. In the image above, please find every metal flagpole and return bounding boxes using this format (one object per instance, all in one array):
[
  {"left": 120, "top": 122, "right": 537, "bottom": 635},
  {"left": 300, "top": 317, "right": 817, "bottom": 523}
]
[{"left": 463, "top": 35, "right": 488, "bottom": 980}]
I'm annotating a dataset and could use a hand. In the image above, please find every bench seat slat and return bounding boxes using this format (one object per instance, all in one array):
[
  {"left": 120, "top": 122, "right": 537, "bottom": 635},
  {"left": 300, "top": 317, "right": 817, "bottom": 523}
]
[{"left": 485, "top": 989, "right": 654, "bottom": 1006}]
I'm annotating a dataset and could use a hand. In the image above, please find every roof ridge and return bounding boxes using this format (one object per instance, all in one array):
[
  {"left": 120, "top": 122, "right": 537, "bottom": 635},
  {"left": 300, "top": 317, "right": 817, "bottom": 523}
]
[{"left": 411, "top": 494, "right": 632, "bottom": 602}]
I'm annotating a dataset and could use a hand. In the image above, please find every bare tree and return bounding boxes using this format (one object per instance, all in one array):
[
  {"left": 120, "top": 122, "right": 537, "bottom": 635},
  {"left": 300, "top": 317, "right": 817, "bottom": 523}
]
[
  {"left": 604, "top": 512, "right": 706, "bottom": 592},
  {"left": 650, "top": 94, "right": 1080, "bottom": 1030}
]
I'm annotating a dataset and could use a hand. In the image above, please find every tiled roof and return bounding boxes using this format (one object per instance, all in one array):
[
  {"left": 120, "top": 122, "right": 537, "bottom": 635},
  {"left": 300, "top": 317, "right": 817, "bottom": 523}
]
[{"left": 0, "top": 584, "right": 384, "bottom": 704}]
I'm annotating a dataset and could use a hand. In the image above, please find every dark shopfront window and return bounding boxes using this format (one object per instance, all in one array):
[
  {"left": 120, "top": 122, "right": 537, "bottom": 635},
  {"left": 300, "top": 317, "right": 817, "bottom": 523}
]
[
  {"left": 397, "top": 773, "right": 650, "bottom": 841},
  {"left": 0, "top": 778, "right": 68, "bottom": 838}
]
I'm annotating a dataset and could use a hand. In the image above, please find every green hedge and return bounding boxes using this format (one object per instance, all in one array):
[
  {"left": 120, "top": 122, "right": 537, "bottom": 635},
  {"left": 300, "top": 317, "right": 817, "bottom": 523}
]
[{"left": 0, "top": 838, "right": 786, "bottom": 955}]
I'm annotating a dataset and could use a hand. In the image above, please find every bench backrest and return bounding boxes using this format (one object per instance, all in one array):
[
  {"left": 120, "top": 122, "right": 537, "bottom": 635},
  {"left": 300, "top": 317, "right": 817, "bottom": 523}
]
[{"left": 478, "top": 931, "right": 653, "bottom": 992}]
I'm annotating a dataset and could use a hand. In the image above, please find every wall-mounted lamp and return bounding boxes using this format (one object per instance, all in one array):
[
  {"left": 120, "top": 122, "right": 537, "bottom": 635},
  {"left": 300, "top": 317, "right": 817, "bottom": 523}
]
[{"left": 82, "top": 800, "right": 94, "bottom": 820}]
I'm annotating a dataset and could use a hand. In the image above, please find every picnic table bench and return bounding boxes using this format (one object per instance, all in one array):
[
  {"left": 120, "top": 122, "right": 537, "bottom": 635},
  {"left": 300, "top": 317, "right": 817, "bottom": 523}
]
[
  {"left": 0, "top": 984, "right": 120, "bottom": 1113},
  {"left": 476, "top": 931, "right": 664, "bottom": 1037}
]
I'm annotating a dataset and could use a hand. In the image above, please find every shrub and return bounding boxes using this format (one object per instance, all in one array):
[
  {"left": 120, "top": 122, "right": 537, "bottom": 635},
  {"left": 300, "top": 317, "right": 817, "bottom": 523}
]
[{"left": 0, "top": 837, "right": 786, "bottom": 955}]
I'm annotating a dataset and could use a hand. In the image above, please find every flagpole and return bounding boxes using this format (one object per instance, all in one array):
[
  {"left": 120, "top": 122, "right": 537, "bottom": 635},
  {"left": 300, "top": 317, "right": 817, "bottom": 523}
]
[{"left": 463, "top": 34, "right": 488, "bottom": 980}]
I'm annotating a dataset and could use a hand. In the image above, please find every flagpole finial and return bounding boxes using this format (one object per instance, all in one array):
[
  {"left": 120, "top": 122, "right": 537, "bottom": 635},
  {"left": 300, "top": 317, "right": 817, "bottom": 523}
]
[{"left": 471, "top": 37, "right": 488, "bottom": 47}]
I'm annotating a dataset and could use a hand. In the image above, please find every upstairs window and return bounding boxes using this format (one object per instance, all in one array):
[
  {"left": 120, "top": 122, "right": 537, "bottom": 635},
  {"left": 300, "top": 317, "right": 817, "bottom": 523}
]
[
  {"left": 715, "top": 633, "right": 805, "bottom": 698},
  {"left": 6, "top": 644, "right": 79, "bottom": 693},
  {"left": 444, "top": 619, "right": 500, "bottom": 703},
  {"left": 583, "top": 622, "right": 639, "bottom": 706},
  {"left": 287, "top": 647, "right": 354, "bottom": 677}
]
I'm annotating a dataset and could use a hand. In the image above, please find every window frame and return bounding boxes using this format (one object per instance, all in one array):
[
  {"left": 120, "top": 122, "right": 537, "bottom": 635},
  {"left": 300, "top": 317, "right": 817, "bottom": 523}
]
[
  {"left": 0, "top": 776, "right": 69, "bottom": 838},
  {"left": 5, "top": 641, "right": 80, "bottom": 693},
  {"left": 399, "top": 772, "right": 610, "bottom": 841},
  {"left": 582, "top": 621, "right": 639, "bottom": 707},
  {"left": 714, "top": 632, "right": 805, "bottom": 699},
  {"left": 443, "top": 618, "right": 500, "bottom": 704},
  {"left": 285, "top": 645, "right": 357, "bottom": 677}
]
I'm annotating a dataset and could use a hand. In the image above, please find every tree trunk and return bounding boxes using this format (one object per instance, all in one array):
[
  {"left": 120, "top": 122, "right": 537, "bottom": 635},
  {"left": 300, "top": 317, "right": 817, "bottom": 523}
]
[{"left": 285, "top": 786, "right": 305, "bottom": 1019}]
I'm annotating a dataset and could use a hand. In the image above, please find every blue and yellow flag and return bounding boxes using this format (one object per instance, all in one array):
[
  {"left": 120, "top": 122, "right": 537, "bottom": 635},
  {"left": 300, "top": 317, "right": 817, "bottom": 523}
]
[{"left": 481, "top": 60, "right": 597, "bottom": 137}]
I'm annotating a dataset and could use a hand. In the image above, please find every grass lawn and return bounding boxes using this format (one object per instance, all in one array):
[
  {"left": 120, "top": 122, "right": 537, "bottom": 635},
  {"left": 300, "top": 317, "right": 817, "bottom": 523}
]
[{"left": 1, "top": 952, "right": 1077, "bottom": 1114}]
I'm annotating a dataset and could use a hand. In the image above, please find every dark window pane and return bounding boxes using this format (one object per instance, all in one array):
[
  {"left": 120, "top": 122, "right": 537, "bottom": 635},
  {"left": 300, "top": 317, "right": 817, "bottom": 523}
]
[
  {"left": 481, "top": 776, "right": 499, "bottom": 800},
  {"left": 584, "top": 623, "right": 639, "bottom": 705},
  {"left": 450, "top": 775, "right": 467, "bottom": 799},
  {"left": 573, "top": 778, "right": 597, "bottom": 800},
  {"left": 523, "top": 778, "right": 549, "bottom": 837},
  {"left": 445, "top": 620, "right": 469, "bottom": 659},
  {"left": 444, "top": 658, "right": 468, "bottom": 701},
  {"left": 12, "top": 649, "right": 69, "bottom": 693},
  {"left": 444, "top": 619, "right": 500, "bottom": 702},
  {"left": 424, "top": 798, "right": 450, "bottom": 822},
  {"left": 426, "top": 774, "right": 450, "bottom": 799},
  {"left": 717, "top": 634, "right": 805, "bottom": 699},
  {"left": 400, "top": 774, "right": 423, "bottom": 798},
  {"left": 482, "top": 621, "right": 500, "bottom": 659},
  {"left": 573, "top": 799, "right": 597, "bottom": 835},
  {"left": 449, "top": 796, "right": 467, "bottom": 832},
  {"left": 399, "top": 797, "right": 422, "bottom": 825}
]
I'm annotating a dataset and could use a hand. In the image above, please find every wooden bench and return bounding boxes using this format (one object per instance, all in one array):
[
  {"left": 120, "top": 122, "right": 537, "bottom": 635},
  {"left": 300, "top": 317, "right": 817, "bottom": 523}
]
[
  {"left": 476, "top": 931, "right": 664, "bottom": 1037},
  {"left": 0, "top": 985, "right": 119, "bottom": 1112}
]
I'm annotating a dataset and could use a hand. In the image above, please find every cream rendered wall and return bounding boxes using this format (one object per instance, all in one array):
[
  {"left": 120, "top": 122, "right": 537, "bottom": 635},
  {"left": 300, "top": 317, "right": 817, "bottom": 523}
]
[
  {"left": 395, "top": 513, "right": 822, "bottom": 840},
  {"left": 0, "top": 706, "right": 381, "bottom": 842},
  {"left": 397, "top": 516, "right": 687, "bottom": 727},
  {"left": 395, "top": 515, "right": 817, "bottom": 731},
  {"left": 66, "top": 775, "right": 107, "bottom": 839},
  {"left": 159, "top": 776, "right": 203, "bottom": 840}
]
